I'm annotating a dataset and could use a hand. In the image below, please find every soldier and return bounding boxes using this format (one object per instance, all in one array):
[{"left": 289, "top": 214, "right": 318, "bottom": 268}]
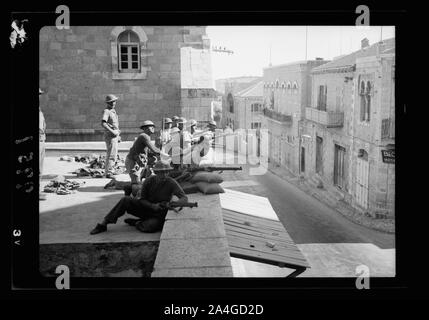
[
  {"left": 101, "top": 94, "right": 120, "bottom": 178},
  {"left": 39, "top": 88, "right": 47, "bottom": 201},
  {"left": 90, "top": 159, "right": 188, "bottom": 234},
  {"left": 125, "top": 120, "right": 170, "bottom": 184},
  {"left": 207, "top": 120, "right": 217, "bottom": 133},
  {"left": 171, "top": 115, "right": 180, "bottom": 129},
  {"left": 188, "top": 119, "right": 197, "bottom": 136},
  {"left": 178, "top": 117, "right": 193, "bottom": 164},
  {"left": 158, "top": 117, "right": 172, "bottom": 148}
]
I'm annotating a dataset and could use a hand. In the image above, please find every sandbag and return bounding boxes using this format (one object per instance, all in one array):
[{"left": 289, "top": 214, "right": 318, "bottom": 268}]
[
  {"left": 195, "top": 181, "right": 225, "bottom": 194},
  {"left": 190, "top": 172, "right": 224, "bottom": 184},
  {"left": 180, "top": 181, "right": 200, "bottom": 194}
]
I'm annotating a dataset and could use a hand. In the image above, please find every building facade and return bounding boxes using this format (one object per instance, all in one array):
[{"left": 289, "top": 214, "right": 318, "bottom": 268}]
[
  {"left": 221, "top": 77, "right": 262, "bottom": 130},
  {"left": 302, "top": 38, "right": 395, "bottom": 217},
  {"left": 262, "top": 60, "right": 328, "bottom": 175},
  {"left": 39, "top": 26, "right": 213, "bottom": 141}
]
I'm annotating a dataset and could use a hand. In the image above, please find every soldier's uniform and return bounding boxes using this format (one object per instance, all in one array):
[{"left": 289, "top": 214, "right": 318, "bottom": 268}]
[
  {"left": 102, "top": 94, "right": 120, "bottom": 177},
  {"left": 125, "top": 121, "right": 162, "bottom": 183}
]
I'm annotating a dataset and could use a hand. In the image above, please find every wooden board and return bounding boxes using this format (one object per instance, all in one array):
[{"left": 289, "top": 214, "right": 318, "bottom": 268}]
[
  {"left": 220, "top": 189, "right": 279, "bottom": 221},
  {"left": 223, "top": 210, "right": 310, "bottom": 270}
]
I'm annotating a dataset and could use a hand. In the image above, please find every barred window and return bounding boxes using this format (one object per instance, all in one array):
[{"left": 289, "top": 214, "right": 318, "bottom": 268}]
[{"left": 118, "top": 30, "right": 140, "bottom": 73}]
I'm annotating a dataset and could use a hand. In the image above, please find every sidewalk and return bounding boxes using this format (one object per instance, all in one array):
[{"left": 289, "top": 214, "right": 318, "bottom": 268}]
[{"left": 267, "top": 163, "right": 395, "bottom": 234}]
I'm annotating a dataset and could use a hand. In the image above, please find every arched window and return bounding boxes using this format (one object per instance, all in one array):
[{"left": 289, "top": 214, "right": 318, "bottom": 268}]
[
  {"left": 359, "top": 79, "right": 372, "bottom": 122},
  {"left": 227, "top": 93, "right": 234, "bottom": 113},
  {"left": 270, "top": 91, "right": 275, "bottom": 109},
  {"left": 359, "top": 80, "right": 367, "bottom": 122},
  {"left": 366, "top": 81, "right": 372, "bottom": 122},
  {"left": 287, "top": 82, "right": 292, "bottom": 94},
  {"left": 292, "top": 81, "right": 298, "bottom": 95},
  {"left": 281, "top": 82, "right": 286, "bottom": 91},
  {"left": 118, "top": 30, "right": 140, "bottom": 72},
  {"left": 276, "top": 80, "right": 279, "bottom": 89}
]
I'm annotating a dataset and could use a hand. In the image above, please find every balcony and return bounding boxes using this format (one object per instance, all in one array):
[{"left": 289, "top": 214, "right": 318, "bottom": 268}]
[
  {"left": 305, "top": 107, "right": 344, "bottom": 128},
  {"left": 263, "top": 108, "right": 292, "bottom": 124},
  {"left": 381, "top": 118, "right": 395, "bottom": 140}
]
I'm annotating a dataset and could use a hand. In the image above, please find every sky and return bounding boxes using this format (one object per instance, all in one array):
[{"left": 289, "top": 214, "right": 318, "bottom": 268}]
[{"left": 206, "top": 26, "right": 395, "bottom": 81}]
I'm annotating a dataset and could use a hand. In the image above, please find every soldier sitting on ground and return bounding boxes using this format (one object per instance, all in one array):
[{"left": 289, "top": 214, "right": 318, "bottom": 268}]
[{"left": 90, "top": 160, "right": 188, "bottom": 234}]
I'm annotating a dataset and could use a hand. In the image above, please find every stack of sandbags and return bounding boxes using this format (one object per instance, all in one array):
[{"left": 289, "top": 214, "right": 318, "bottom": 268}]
[{"left": 189, "top": 172, "right": 225, "bottom": 195}]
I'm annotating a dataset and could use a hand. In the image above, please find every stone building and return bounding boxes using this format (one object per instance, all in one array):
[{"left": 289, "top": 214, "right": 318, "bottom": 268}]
[
  {"left": 262, "top": 60, "right": 328, "bottom": 175},
  {"left": 221, "top": 76, "right": 261, "bottom": 130},
  {"left": 39, "top": 26, "right": 213, "bottom": 141},
  {"left": 302, "top": 38, "right": 395, "bottom": 217}
]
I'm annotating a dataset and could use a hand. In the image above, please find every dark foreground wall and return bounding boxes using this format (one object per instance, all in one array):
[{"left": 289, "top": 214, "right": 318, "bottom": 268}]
[{"left": 40, "top": 242, "right": 159, "bottom": 277}]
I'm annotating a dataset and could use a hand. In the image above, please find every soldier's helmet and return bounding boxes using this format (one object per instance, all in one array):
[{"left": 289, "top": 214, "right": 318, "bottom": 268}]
[
  {"left": 153, "top": 159, "right": 173, "bottom": 172},
  {"left": 208, "top": 120, "right": 217, "bottom": 127},
  {"left": 189, "top": 119, "right": 197, "bottom": 127},
  {"left": 177, "top": 117, "right": 187, "bottom": 124},
  {"left": 163, "top": 118, "right": 172, "bottom": 124},
  {"left": 105, "top": 94, "right": 119, "bottom": 103},
  {"left": 172, "top": 116, "right": 180, "bottom": 121},
  {"left": 140, "top": 120, "right": 155, "bottom": 129}
]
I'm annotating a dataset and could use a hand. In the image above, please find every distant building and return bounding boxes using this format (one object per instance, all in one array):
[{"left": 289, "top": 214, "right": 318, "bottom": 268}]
[
  {"left": 221, "top": 76, "right": 262, "bottom": 129},
  {"left": 302, "top": 38, "right": 395, "bottom": 217},
  {"left": 39, "top": 26, "right": 214, "bottom": 141},
  {"left": 262, "top": 59, "right": 328, "bottom": 175},
  {"left": 215, "top": 76, "right": 260, "bottom": 94}
]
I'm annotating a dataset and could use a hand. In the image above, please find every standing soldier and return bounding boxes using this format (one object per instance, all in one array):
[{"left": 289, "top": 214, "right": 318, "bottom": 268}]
[
  {"left": 39, "top": 88, "right": 47, "bottom": 201},
  {"left": 157, "top": 117, "right": 172, "bottom": 149},
  {"left": 171, "top": 115, "right": 179, "bottom": 129},
  {"left": 188, "top": 119, "right": 197, "bottom": 136},
  {"left": 101, "top": 94, "right": 120, "bottom": 178},
  {"left": 125, "top": 120, "right": 170, "bottom": 184}
]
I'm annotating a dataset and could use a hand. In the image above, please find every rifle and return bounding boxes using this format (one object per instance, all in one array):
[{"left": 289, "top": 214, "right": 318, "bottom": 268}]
[
  {"left": 187, "top": 166, "right": 242, "bottom": 173},
  {"left": 160, "top": 201, "right": 198, "bottom": 212},
  {"left": 169, "top": 166, "right": 242, "bottom": 178}
]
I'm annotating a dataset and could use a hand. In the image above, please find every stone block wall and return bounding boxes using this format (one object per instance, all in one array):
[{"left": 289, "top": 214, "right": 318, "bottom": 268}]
[{"left": 40, "top": 26, "right": 207, "bottom": 142}]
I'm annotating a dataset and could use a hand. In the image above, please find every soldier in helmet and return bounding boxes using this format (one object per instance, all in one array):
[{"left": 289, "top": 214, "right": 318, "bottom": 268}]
[
  {"left": 125, "top": 120, "right": 170, "bottom": 184},
  {"left": 90, "top": 159, "right": 188, "bottom": 235},
  {"left": 102, "top": 94, "right": 121, "bottom": 178},
  {"left": 157, "top": 117, "right": 172, "bottom": 148},
  {"left": 207, "top": 120, "right": 217, "bottom": 133},
  {"left": 171, "top": 115, "right": 179, "bottom": 129}
]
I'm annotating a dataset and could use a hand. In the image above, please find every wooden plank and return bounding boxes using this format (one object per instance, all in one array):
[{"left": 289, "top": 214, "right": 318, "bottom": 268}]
[
  {"left": 228, "top": 245, "right": 310, "bottom": 268},
  {"left": 226, "top": 232, "right": 303, "bottom": 255},
  {"left": 224, "top": 224, "right": 296, "bottom": 245},
  {"left": 225, "top": 228, "right": 296, "bottom": 247},
  {"left": 223, "top": 213, "right": 288, "bottom": 233},
  {"left": 226, "top": 234, "right": 307, "bottom": 262},
  {"left": 224, "top": 220, "right": 292, "bottom": 239},
  {"left": 223, "top": 210, "right": 286, "bottom": 229}
]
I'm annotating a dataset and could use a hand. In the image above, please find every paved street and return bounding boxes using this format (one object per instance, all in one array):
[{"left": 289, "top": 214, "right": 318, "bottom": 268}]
[{"left": 220, "top": 163, "right": 395, "bottom": 249}]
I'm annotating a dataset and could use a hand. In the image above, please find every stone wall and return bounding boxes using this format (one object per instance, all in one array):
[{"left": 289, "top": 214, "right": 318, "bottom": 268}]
[
  {"left": 351, "top": 54, "right": 395, "bottom": 217},
  {"left": 40, "top": 26, "right": 208, "bottom": 142},
  {"left": 262, "top": 61, "right": 327, "bottom": 175}
]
